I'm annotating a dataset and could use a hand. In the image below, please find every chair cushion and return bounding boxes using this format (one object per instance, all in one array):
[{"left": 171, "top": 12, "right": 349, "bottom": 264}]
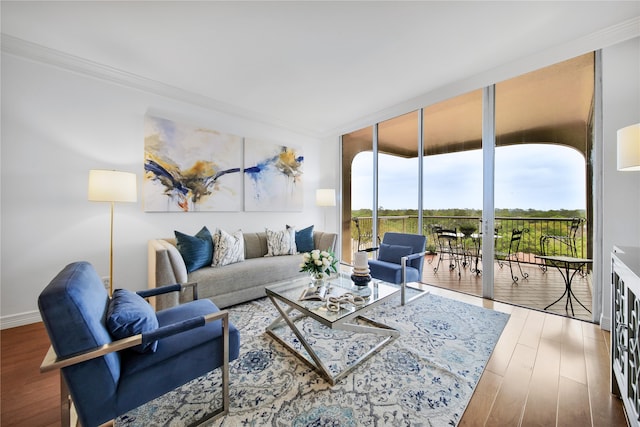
[
  {"left": 368, "top": 260, "right": 421, "bottom": 284},
  {"left": 107, "top": 289, "right": 159, "bottom": 353},
  {"left": 116, "top": 299, "right": 241, "bottom": 414},
  {"left": 378, "top": 243, "right": 413, "bottom": 264},
  {"left": 174, "top": 226, "right": 213, "bottom": 273}
]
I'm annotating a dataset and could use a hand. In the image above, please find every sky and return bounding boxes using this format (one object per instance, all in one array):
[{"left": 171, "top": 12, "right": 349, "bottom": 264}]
[{"left": 351, "top": 144, "right": 587, "bottom": 211}]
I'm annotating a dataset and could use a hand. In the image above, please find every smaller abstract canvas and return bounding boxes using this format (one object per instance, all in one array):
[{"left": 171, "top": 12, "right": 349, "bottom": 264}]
[{"left": 244, "top": 139, "right": 304, "bottom": 211}]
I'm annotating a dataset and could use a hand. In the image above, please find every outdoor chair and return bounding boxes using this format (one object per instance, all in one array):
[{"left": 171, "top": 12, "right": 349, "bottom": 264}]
[
  {"left": 496, "top": 228, "right": 530, "bottom": 283},
  {"left": 433, "top": 228, "right": 464, "bottom": 278},
  {"left": 353, "top": 217, "right": 380, "bottom": 251},
  {"left": 38, "top": 261, "right": 241, "bottom": 427},
  {"left": 539, "top": 217, "right": 585, "bottom": 272},
  {"left": 365, "top": 232, "right": 427, "bottom": 305}
]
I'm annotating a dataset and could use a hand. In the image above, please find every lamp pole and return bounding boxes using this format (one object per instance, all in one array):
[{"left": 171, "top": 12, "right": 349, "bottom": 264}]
[{"left": 88, "top": 169, "right": 137, "bottom": 296}]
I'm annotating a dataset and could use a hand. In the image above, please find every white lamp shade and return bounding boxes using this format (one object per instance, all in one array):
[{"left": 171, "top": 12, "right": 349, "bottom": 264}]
[
  {"left": 88, "top": 170, "right": 138, "bottom": 202},
  {"left": 316, "top": 188, "right": 336, "bottom": 207},
  {"left": 617, "top": 123, "right": 640, "bottom": 171}
]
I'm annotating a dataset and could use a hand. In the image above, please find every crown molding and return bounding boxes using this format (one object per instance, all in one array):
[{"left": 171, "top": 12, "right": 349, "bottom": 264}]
[
  {"left": 326, "top": 16, "right": 640, "bottom": 139},
  {"left": 1, "top": 34, "right": 322, "bottom": 139}
]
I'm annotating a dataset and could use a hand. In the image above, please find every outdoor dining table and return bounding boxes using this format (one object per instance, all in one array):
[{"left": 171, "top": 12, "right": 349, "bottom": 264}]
[{"left": 535, "top": 255, "right": 592, "bottom": 317}]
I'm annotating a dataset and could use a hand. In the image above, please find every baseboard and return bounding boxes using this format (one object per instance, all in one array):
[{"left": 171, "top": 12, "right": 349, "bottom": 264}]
[
  {"left": 1, "top": 310, "right": 42, "bottom": 330},
  {"left": 600, "top": 314, "right": 611, "bottom": 331}
]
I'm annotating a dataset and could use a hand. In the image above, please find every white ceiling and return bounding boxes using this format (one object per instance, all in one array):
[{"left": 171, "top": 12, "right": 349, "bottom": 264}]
[{"left": 2, "top": 1, "right": 639, "bottom": 138}]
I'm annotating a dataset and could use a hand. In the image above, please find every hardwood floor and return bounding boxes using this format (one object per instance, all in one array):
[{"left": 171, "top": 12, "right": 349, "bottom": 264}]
[
  {"left": 1, "top": 287, "right": 626, "bottom": 426},
  {"left": 419, "top": 284, "right": 627, "bottom": 427},
  {"left": 1, "top": 322, "right": 59, "bottom": 427},
  {"left": 423, "top": 254, "right": 594, "bottom": 322}
]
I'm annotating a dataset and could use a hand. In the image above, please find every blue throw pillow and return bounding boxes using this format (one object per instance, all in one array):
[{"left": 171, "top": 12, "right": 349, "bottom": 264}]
[
  {"left": 378, "top": 243, "right": 413, "bottom": 264},
  {"left": 175, "top": 226, "right": 213, "bottom": 272},
  {"left": 293, "top": 225, "right": 314, "bottom": 253},
  {"left": 107, "top": 289, "right": 159, "bottom": 353}
]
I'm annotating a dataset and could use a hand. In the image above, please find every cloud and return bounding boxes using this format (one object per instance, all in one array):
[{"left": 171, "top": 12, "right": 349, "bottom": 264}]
[{"left": 351, "top": 144, "right": 586, "bottom": 210}]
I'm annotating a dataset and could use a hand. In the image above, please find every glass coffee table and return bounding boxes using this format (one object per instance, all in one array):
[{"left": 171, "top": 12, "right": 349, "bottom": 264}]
[{"left": 265, "top": 274, "right": 400, "bottom": 385}]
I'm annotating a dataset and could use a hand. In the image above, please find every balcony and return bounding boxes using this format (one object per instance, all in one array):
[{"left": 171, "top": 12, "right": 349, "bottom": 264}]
[{"left": 349, "top": 215, "right": 592, "bottom": 322}]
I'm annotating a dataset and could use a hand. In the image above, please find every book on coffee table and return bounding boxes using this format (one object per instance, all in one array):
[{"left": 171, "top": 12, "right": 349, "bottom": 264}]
[{"left": 299, "top": 284, "right": 331, "bottom": 301}]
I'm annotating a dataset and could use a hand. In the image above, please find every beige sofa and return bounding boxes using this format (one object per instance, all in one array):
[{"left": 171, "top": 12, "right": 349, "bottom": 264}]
[{"left": 148, "top": 230, "right": 337, "bottom": 310}]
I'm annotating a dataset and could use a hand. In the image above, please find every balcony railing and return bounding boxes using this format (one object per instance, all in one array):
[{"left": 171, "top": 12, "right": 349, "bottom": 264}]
[{"left": 350, "top": 215, "right": 587, "bottom": 264}]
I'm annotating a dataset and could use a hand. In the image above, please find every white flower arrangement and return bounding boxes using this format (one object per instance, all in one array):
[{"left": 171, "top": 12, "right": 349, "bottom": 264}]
[{"left": 299, "top": 249, "right": 338, "bottom": 278}]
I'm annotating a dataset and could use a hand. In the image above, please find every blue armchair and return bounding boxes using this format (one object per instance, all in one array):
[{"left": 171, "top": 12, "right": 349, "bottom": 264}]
[
  {"left": 366, "top": 232, "right": 428, "bottom": 305},
  {"left": 38, "top": 261, "right": 240, "bottom": 426}
]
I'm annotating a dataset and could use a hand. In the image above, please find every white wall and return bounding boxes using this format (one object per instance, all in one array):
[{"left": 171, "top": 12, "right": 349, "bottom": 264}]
[
  {"left": 0, "top": 53, "right": 337, "bottom": 327},
  {"left": 600, "top": 36, "right": 640, "bottom": 329}
]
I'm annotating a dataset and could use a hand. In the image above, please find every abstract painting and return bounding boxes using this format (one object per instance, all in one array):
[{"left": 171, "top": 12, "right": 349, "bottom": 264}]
[
  {"left": 244, "top": 139, "right": 304, "bottom": 211},
  {"left": 144, "top": 115, "right": 243, "bottom": 212}
]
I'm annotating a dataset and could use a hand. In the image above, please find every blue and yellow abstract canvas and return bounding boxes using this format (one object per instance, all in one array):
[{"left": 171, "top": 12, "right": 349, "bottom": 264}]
[
  {"left": 144, "top": 115, "right": 242, "bottom": 212},
  {"left": 244, "top": 139, "right": 304, "bottom": 211}
]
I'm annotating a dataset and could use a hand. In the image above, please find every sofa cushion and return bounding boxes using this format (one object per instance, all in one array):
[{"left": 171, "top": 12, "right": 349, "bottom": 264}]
[
  {"left": 265, "top": 227, "right": 297, "bottom": 256},
  {"left": 212, "top": 229, "right": 245, "bottom": 267},
  {"left": 243, "top": 232, "right": 268, "bottom": 259},
  {"left": 377, "top": 243, "right": 413, "bottom": 265},
  {"left": 174, "top": 227, "right": 213, "bottom": 273},
  {"left": 189, "top": 255, "right": 304, "bottom": 306},
  {"left": 293, "top": 225, "right": 314, "bottom": 253},
  {"left": 107, "top": 289, "right": 159, "bottom": 353}
]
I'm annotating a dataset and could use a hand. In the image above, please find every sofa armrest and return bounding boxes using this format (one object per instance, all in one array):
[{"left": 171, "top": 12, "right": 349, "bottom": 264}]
[
  {"left": 148, "top": 239, "right": 189, "bottom": 310},
  {"left": 314, "top": 231, "right": 337, "bottom": 253}
]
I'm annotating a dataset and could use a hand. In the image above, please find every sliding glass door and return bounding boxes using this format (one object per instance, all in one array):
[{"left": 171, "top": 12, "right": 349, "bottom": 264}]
[
  {"left": 493, "top": 53, "right": 592, "bottom": 318},
  {"left": 378, "top": 112, "right": 420, "bottom": 240},
  {"left": 422, "top": 90, "right": 483, "bottom": 294}
]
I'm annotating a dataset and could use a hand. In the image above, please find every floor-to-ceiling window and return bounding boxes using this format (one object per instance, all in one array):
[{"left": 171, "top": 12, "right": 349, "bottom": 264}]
[
  {"left": 493, "top": 53, "right": 593, "bottom": 319},
  {"left": 341, "top": 53, "right": 595, "bottom": 321},
  {"left": 342, "top": 127, "right": 372, "bottom": 263},
  {"left": 422, "top": 90, "right": 483, "bottom": 283},
  {"left": 378, "top": 112, "right": 420, "bottom": 241}
]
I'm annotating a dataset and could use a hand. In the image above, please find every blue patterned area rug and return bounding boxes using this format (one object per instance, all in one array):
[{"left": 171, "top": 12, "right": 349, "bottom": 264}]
[{"left": 116, "top": 292, "right": 509, "bottom": 426}]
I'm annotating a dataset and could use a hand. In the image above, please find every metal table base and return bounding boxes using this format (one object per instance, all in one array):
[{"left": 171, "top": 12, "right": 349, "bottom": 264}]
[{"left": 265, "top": 294, "right": 399, "bottom": 385}]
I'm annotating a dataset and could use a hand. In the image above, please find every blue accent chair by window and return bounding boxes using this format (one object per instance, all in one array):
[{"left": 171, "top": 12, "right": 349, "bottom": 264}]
[
  {"left": 38, "top": 261, "right": 240, "bottom": 427},
  {"left": 366, "top": 232, "right": 428, "bottom": 305}
]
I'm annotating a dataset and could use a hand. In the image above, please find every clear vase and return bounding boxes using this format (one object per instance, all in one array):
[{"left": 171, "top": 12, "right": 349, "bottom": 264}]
[{"left": 310, "top": 271, "right": 325, "bottom": 286}]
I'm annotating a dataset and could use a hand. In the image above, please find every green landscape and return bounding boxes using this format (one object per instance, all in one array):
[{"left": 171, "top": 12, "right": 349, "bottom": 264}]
[{"left": 351, "top": 208, "right": 587, "bottom": 259}]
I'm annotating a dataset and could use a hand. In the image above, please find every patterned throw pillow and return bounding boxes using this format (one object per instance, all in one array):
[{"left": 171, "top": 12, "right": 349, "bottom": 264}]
[
  {"left": 212, "top": 229, "right": 245, "bottom": 267},
  {"left": 265, "top": 228, "right": 297, "bottom": 256}
]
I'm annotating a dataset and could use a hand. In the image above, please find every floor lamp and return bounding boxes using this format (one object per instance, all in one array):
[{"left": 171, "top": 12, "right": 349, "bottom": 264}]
[
  {"left": 316, "top": 188, "right": 336, "bottom": 231},
  {"left": 617, "top": 123, "right": 640, "bottom": 171},
  {"left": 88, "top": 169, "right": 137, "bottom": 296}
]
